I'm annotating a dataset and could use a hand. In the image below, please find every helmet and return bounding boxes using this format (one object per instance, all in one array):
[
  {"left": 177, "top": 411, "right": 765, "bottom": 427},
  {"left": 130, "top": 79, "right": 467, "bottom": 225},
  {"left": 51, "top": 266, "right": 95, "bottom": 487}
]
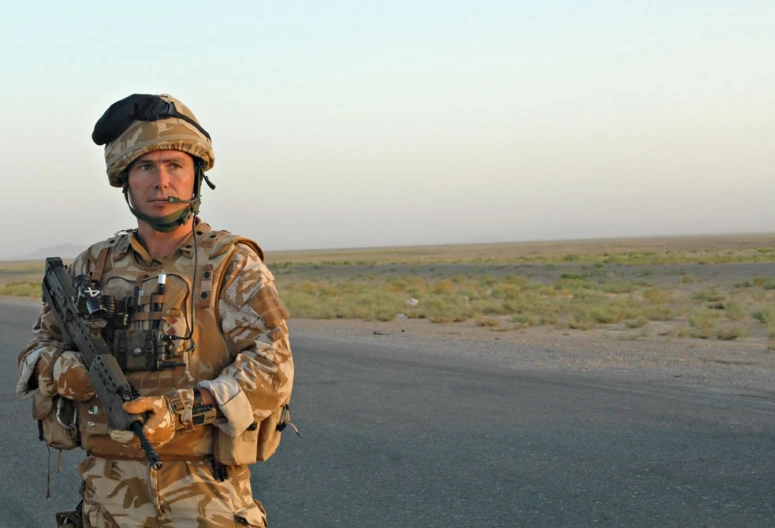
[
  {"left": 92, "top": 94, "right": 216, "bottom": 232},
  {"left": 92, "top": 94, "right": 215, "bottom": 187}
]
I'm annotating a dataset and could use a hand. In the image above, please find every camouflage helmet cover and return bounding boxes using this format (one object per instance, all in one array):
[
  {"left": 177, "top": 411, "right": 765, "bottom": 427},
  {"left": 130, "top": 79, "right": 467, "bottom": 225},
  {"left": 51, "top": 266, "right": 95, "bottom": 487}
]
[{"left": 97, "top": 94, "right": 215, "bottom": 187}]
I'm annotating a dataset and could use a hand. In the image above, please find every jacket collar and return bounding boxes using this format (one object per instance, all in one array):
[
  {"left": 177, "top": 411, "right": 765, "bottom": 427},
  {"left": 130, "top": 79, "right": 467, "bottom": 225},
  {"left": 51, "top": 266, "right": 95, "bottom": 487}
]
[{"left": 112, "top": 219, "right": 212, "bottom": 264}]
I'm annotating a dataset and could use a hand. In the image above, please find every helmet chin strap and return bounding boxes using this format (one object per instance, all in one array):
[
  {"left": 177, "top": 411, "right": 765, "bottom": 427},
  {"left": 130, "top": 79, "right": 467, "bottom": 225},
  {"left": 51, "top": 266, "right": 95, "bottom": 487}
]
[
  {"left": 123, "top": 187, "right": 197, "bottom": 232},
  {"left": 122, "top": 161, "right": 212, "bottom": 233}
]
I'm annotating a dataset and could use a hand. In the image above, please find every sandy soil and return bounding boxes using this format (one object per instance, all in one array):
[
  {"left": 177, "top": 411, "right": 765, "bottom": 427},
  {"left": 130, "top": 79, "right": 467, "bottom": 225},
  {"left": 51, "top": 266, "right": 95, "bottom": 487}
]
[{"left": 289, "top": 317, "right": 775, "bottom": 399}]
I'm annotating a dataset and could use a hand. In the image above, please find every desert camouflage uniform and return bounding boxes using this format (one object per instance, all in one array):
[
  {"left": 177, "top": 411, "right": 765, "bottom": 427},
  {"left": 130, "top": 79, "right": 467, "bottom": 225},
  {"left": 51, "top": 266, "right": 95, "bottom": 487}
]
[{"left": 17, "top": 220, "right": 293, "bottom": 527}]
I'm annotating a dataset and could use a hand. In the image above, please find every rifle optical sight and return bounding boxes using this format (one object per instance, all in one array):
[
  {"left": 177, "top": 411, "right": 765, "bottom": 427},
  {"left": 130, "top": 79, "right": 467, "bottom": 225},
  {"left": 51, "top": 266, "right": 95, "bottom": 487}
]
[{"left": 73, "top": 275, "right": 108, "bottom": 318}]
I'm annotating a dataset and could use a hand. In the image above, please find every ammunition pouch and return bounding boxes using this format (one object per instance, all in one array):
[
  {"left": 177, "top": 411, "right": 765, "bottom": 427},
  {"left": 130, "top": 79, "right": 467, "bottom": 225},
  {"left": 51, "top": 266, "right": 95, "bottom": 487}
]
[
  {"left": 214, "top": 404, "right": 291, "bottom": 466},
  {"left": 257, "top": 404, "right": 291, "bottom": 462},
  {"left": 33, "top": 393, "right": 79, "bottom": 451},
  {"left": 215, "top": 420, "right": 259, "bottom": 466}
]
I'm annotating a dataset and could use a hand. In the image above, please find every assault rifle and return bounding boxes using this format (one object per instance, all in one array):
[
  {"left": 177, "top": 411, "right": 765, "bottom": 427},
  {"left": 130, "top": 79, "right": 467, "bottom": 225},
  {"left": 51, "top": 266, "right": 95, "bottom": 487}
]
[{"left": 42, "top": 257, "right": 162, "bottom": 469}]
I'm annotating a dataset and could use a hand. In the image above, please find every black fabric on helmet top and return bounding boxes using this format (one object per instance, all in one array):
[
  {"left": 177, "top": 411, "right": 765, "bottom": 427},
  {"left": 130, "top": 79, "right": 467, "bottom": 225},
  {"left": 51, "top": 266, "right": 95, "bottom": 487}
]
[{"left": 92, "top": 94, "right": 211, "bottom": 146}]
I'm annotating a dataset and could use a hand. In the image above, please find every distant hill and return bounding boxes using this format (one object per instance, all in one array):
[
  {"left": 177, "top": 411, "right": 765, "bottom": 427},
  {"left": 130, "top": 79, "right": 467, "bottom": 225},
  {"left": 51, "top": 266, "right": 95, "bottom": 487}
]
[{"left": 21, "top": 243, "right": 86, "bottom": 260}]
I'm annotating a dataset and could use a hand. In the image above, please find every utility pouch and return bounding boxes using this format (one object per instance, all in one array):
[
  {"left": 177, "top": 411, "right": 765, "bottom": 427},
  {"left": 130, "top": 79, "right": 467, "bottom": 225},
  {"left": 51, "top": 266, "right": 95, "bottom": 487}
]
[
  {"left": 256, "top": 404, "right": 291, "bottom": 462},
  {"left": 215, "top": 404, "right": 292, "bottom": 465},
  {"left": 215, "top": 422, "right": 259, "bottom": 466},
  {"left": 33, "top": 393, "right": 79, "bottom": 451},
  {"left": 55, "top": 510, "right": 83, "bottom": 528}
]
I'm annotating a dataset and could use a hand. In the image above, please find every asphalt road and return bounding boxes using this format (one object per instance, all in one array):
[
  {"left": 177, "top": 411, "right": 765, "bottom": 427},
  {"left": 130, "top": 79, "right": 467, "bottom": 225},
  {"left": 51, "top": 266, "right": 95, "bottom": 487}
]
[{"left": 1, "top": 300, "right": 774, "bottom": 527}]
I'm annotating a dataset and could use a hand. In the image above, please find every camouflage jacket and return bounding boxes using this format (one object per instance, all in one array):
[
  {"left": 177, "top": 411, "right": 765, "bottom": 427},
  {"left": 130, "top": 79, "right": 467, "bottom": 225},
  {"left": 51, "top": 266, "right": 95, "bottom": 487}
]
[{"left": 17, "top": 220, "right": 294, "bottom": 461}]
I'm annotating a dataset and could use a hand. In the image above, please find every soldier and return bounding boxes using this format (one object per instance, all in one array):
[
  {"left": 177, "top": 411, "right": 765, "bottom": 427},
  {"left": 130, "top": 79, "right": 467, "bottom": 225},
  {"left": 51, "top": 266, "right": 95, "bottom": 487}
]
[{"left": 16, "top": 94, "right": 294, "bottom": 527}]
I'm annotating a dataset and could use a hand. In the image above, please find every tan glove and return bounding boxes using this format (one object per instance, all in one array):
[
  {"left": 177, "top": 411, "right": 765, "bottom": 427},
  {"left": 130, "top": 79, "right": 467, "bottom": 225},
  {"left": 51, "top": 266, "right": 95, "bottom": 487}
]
[
  {"left": 53, "top": 351, "right": 95, "bottom": 401},
  {"left": 121, "top": 396, "right": 176, "bottom": 450}
]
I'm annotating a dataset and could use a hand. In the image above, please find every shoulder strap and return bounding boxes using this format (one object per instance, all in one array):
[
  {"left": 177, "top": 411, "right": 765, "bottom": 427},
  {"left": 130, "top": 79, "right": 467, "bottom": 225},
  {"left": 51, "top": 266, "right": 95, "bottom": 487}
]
[
  {"left": 193, "top": 233, "right": 265, "bottom": 309},
  {"left": 90, "top": 246, "right": 112, "bottom": 285},
  {"left": 195, "top": 238, "right": 218, "bottom": 309}
]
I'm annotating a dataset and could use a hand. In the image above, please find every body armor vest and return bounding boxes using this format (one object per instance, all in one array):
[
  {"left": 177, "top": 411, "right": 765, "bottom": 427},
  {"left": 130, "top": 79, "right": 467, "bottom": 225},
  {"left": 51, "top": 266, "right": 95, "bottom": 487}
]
[{"left": 76, "top": 223, "right": 264, "bottom": 461}]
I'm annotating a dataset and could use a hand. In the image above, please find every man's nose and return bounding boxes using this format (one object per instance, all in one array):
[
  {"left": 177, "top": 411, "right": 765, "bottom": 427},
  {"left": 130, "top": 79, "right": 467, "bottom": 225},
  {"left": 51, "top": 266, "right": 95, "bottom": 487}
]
[{"left": 153, "top": 166, "right": 172, "bottom": 188}]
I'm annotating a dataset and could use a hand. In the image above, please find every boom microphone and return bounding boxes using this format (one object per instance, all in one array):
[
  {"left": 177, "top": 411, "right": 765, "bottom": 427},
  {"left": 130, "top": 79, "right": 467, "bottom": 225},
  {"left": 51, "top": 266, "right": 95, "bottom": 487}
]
[{"left": 166, "top": 196, "right": 197, "bottom": 204}]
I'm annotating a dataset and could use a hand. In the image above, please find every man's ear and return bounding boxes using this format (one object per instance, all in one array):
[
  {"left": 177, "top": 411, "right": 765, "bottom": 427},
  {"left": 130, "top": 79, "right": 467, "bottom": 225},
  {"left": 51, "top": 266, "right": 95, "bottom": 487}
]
[{"left": 117, "top": 169, "right": 129, "bottom": 186}]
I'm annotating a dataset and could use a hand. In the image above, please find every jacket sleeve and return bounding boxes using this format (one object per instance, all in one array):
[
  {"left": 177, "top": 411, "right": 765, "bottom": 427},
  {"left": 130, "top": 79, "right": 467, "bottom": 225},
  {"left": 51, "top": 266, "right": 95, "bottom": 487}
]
[
  {"left": 16, "top": 252, "right": 91, "bottom": 399},
  {"left": 197, "top": 243, "right": 294, "bottom": 438}
]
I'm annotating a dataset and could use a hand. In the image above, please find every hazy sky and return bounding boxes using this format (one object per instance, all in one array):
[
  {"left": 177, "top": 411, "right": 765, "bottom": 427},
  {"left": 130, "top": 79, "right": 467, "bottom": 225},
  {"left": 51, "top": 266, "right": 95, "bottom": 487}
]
[{"left": 1, "top": 1, "right": 772, "bottom": 257}]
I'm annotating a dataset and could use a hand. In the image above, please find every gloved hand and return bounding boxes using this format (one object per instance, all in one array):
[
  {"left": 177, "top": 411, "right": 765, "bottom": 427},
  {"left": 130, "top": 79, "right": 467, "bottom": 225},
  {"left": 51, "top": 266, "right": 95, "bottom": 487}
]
[
  {"left": 53, "top": 351, "right": 95, "bottom": 401},
  {"left": 120, "top": 396, "right": 177, "bottom": 450}
]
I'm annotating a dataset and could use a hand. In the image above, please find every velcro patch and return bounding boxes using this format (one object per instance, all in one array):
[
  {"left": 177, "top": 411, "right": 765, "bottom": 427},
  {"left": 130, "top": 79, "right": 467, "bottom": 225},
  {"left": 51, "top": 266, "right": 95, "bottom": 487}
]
[{"left": 250, "top": 285, "right": 290, "bottom": 328}]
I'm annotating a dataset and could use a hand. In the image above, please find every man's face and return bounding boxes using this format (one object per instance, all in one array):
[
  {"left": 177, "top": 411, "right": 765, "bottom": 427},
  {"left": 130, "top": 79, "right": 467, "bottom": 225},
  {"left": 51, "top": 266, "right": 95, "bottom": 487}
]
[{"left": 127, "top": 150, "right": 196, "bottom": 218}]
